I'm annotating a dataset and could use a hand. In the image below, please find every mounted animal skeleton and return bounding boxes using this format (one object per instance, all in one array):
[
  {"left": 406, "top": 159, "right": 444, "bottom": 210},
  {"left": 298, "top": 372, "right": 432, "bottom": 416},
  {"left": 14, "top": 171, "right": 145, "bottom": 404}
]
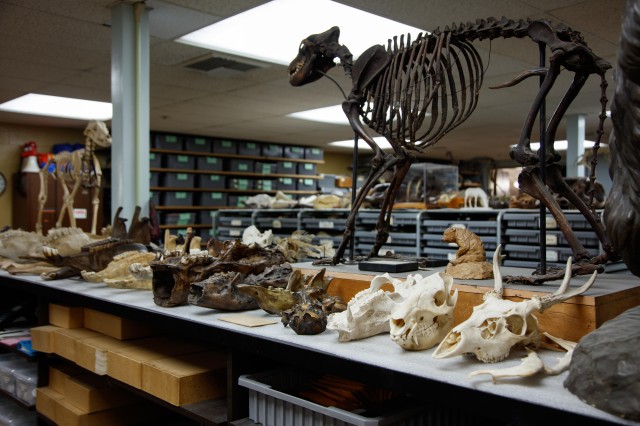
[
  {"left": 289, "top": 18, "right": 616, "bottom": 281},
  {"left": 37, "top": 120, "right": 111, "bottom": 235}
]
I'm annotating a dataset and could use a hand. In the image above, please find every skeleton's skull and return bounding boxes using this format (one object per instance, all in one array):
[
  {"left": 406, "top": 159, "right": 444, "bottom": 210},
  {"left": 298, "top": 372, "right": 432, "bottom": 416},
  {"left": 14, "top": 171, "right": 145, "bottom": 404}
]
[
  {"left": 389, "top": 272, "right": 458, "bottom": 351},
  {"left": 433, "top": 294, "right": 541, "bottom": 362},
  {"left": 433, "top": 245, "right": 598, "bottom": 363},
  {"left": 327, "top": 273, "right": 413, "bottom": 342}
]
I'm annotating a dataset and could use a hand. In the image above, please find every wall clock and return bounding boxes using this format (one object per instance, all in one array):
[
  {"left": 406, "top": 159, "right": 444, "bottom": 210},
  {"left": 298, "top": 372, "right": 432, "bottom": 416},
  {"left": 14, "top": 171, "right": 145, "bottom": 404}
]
[{"left": 0, "top": 172, "right": 5, "bottom": 196}]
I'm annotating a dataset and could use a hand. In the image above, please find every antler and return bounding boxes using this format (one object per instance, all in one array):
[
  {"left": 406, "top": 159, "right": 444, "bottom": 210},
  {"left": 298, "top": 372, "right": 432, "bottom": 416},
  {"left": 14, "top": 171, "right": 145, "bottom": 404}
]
[
  {"left": 485, "top": 244, "right": 504, "bottom": 299},
  {"left": 537, "top": 257, "right": 598, "bottom": 312}
]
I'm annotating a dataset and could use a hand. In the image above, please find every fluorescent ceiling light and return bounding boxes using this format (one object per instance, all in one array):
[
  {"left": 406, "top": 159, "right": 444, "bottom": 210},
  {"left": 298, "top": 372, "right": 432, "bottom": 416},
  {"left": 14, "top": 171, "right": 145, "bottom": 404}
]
[
  {"left": 177, "top": 0, "right": 425, "bottom": 66},
  {"left": 510, "top": 140, "right": 607, "bottom": 151},
  {"left": 330, "top": 136, "right": 392, "bottom": 150},
  {"left": 0, "top": 94, "right": 112, "bottom": 121},
  {"left": 288, "top": 105, "right": 348, "bottom": 125}
]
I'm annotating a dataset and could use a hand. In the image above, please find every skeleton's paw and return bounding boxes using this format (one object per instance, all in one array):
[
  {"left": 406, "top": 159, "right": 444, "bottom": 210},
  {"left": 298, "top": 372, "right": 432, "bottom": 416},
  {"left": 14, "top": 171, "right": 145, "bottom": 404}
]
[{"left": 312, "top": 257, "right": 340, "bottom": 266}]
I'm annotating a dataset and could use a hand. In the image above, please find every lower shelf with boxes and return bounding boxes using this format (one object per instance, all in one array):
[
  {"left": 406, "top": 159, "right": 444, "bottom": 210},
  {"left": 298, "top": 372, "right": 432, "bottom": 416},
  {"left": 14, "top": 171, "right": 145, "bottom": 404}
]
[{"left": 30, "top": 303, "right": 228, "bottom": 425}]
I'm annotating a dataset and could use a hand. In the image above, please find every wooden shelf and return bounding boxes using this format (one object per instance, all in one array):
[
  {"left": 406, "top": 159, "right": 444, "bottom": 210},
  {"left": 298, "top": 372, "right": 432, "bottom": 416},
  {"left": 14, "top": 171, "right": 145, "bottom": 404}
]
[{"left": 151, "top": 148, "right": 324, "bottom": 164}]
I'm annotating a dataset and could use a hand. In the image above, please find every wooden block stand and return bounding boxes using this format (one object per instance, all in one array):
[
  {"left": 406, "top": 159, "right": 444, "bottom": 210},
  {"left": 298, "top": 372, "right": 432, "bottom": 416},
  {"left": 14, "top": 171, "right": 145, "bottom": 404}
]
[{"left": 294, "top": 262, "right": 640, "bottom": 343}]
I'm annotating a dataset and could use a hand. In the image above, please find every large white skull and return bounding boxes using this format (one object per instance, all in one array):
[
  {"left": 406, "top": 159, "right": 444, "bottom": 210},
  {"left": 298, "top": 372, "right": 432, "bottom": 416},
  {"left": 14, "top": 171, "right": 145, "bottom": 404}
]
[
  {"left": 433, "top": 245, "right": 597, "bottom": 363},
  {"left": 389, "top": 272, "right": 458, "bottom": 351},
  {"left": 327, "top": 273, "right": 414, "bottom": 342}
]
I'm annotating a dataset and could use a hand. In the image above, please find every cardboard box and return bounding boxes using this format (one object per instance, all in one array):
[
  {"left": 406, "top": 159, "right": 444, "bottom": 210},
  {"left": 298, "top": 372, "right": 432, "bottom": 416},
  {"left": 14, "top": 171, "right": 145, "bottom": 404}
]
[
  {"left": 83, "top": 309, "right": 158, "bottom": 340},
  {"left": 49, "top": 303, "right": 84, "bottom": 328},
  {"left": 107, "top": 336, "right": 208, "bottom": 388},
  {"left": 36, "top": 386, "right": 64, "bottom": 422},
  {"left": 30, "top": 325, "right": 58, "bottom": 353},
  {"left": 142, "top": 350, "right": 227, "bottom": 406},
  {"left": 53, "top": 328, "right": 102, "bottom": 362},
  {"left": 64, "top": 373, "right": 131, "bottom": 413},
  {"left": 76, "top": 335, "right": 132, "bottom": 375},
  {"left": 49, "top": 364, "right": 86, "bottom": 393}
]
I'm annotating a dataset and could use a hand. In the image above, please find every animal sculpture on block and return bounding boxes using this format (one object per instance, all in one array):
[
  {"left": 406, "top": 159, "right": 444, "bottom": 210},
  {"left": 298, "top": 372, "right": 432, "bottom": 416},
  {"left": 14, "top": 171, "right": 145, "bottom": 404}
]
[
  {"left": 37, "top": 120, "right": 111, "bottom": 235},
  {"left": 288, "top": 18, "right": 617, "bottom": 281}
]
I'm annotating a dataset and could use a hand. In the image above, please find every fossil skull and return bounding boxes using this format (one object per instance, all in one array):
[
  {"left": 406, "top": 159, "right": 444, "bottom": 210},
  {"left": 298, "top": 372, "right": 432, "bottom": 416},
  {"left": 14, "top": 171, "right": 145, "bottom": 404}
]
[
  {"left": 327, "top": 273, "right": 414, "bottom": 342},
  {"left": 433, "top": 245, "right": 597, "bottom": 363},
  {"left": 389, "top": 272, "right": 458, "bottom": 351}
]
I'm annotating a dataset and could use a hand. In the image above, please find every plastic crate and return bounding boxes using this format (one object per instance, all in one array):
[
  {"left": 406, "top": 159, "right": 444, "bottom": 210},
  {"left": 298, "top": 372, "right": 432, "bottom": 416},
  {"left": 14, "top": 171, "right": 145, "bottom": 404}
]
[
  {"left": 0, "top": 356, "right": 30, "bottom": 396},
  {"left": 149, "top": 152, "right": 164, "bottom": 168},
  {"left": 255, "top": 179, "right": 276, "bottom": 191},
  {"left": 238, "top": 141, "right": 262, "bottom": 156},
  {"left": 213, "top": 139, "right": 237, "bottom": 154},
  {"left": 276, "top": 177, "right": 296, "bottom": 191},
  {"left": 297, "top": 163, "right": 317, "bottom": 175},
  {"left": 277, "top": 161, "right": 297, "bottom": 174},
  {"left": 13, "top": 364, "right": 37, "bottom": 406},
  {"left": 196, "top": 156, "right": 223, "bottom": 171},
  {"left": 164, "top": 172, "right": 195, "bottom": 188},
  {"left": 304, "top": 147, "right": 323, "bottom": 160},
  {"left": 230, "top": 178, "right": 254, "bottom": 190},
  {"left": 185, "top": 136, "right": 212, "bottom": 153},
  {"left": 228, "top": 159, "right": 254, "bottom": 173},
  {"left": 297, "top": 178, "right": 316, "bottom": 191},
  {"left": 153, "top": 133, "right": 183, "bottom": 150},
  {"left": 198, "top": 174, "right": 226, "bottom": 189},
  {"left": 262, "top": 143, "right": 284, "bottom": 158},
  {"left": 199, "top": 192, "right": 227, "bottom": 207},
  {"left": 239, "top": 369, "right": 426, "bottom": 426},
  {"left": 255, "top": 161, "right": 277, "bottom": 174},
  {"left": 164, "top": 191, "right": 194, "bottom": 206},
  {"left": 162, "top": 212, "right": 196, "bottom": 225},
  {"left": 166, "top": 154, "right": 196, "bottom": 170},
  {"left": 283, "top": 146, "right": 305, "bottom": 159}
]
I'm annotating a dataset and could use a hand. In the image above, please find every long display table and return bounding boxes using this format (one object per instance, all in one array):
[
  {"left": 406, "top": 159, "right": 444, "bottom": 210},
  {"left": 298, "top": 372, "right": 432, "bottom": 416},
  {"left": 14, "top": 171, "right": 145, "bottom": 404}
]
[{"left": 1, "top": 269, "right": 639, "bottom": 425}]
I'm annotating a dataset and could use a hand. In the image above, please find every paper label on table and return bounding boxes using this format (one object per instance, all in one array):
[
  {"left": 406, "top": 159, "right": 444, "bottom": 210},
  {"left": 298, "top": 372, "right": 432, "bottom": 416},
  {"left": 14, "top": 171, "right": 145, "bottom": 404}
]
[{"left": 218, "top": 315, "right": 278, "bottom": 327}]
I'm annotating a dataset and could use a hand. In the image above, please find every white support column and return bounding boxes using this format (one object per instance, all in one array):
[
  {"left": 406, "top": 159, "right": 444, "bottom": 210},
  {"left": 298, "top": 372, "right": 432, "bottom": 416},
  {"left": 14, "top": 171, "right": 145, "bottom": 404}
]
[
  {"left": 110, "top": 2, "right": 150, "bottom": 221},
  {"left": 566, "top": 113, "right": 585, "bottom": 178}
]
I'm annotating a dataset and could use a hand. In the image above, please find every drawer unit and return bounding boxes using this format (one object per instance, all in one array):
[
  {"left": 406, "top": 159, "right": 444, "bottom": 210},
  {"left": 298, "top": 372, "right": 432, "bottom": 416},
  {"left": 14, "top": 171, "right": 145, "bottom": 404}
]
[
  {"left": 229, "top": 178, "right": 254, "bottom": 190},
  {"left": 276, "top": 177, "right": 296, "bottom": 191},
  {"left": 261, "top": 143, "right": 284, "bottom": 158},
  {"left": 297, "top": 162, "right": 317, "bottom": 175},
  {"left": 283, "top": 145, "right": 305, "bottom": 159},
  {"left": 304, "top": 147, "right": 324, "bottom": 160},
  {"left": 276, "top": 161, "right": 297, "bottom": 174},
  {"left": 297, "top": 178, "right": 316, "bottom": 191},
  {"left": 255, "top": 179, "right": 276, "bottom": 191},
  {"left": 255, "top": 161, "right": 277, "bottom": 174},
  {"left": 502, "top": 211, "right": 598, "bottom": 231},
  {"left": 504, "top": 229, "right": 600, "bottom": 248},
  {"left": 218, "top": 215, "right": 252, "bottom": 228}
]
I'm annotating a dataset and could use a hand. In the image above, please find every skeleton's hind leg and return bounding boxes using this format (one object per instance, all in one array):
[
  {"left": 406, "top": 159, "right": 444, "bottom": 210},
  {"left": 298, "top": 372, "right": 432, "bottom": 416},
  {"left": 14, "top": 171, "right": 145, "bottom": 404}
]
[{"left": 369, "top": 158, "right": 412, "bottom": 258}]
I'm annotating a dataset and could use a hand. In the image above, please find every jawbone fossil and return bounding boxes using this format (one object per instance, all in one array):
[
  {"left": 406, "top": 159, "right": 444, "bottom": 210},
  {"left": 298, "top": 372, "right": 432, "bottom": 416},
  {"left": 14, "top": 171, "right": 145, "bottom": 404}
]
[
  {"left": 433, "top": 245, "right": 597, "bottom": 363},
  {"left": 389, "top": 272, "right": 458, "bottom": 351}
]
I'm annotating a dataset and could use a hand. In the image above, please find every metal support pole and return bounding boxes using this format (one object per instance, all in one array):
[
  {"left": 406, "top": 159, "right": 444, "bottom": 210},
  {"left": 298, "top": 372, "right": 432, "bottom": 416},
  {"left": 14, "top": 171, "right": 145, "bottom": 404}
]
[
  {"left": 111, "top": 2, "right": 150, "bottom": 221},
  {"left": 349, "top": 134, "right": 359, "bottom": 262},
  {"left": 538, "top": 42, "right": 547, "bottom": 274}
]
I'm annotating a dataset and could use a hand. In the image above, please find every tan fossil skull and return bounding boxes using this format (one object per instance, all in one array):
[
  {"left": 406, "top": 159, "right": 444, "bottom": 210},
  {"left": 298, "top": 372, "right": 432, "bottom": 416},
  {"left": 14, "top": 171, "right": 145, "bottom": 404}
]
[
  {"left": 389, "top": 272, "right": 458, "bottom": 351},
  {"left": 433, "top": 245, "right": 597, "bottom": 363}
]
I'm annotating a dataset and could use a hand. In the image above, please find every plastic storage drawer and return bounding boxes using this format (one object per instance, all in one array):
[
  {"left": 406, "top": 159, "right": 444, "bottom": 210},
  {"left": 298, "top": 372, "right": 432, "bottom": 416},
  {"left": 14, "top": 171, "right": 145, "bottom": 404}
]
[
  {"left": 283, "top": 146, "right": 305, "bottom": 159},
  {"left": 255, "top": 162, "right": 277, "bottom": 174},
  {"left": 164, "top": 191, "right": 194, "bottom": 206},
  {"left": 276, "top": 177, "right": 296, "bottom": 191},
  {"left": 302, "top": 217, "right": 347, "bottom": 230},
  {"left": 164, "top": 172, "right": 195, "bottom": 188},
  {"left": 218, "top": 216, "right": 253, "bottom": 227},
  {"left": 256, "top": 217, "right": 298, "bottom": 230},
  {"left": 297, "top": 178, "right": 316, "bottom": 191},
  {"left": 228, "top": 159, "right": 254, "bottom": 173},
  {"left": 238, "top": 141, "right": 261, "bottom": 156},
  {"left": 230, "top": 178, "right": 254, "bottom": 190},
  {"left": 198, "top": 174, "right": 226, "bottom": 189},
  {"left": 277, "top": 161, "right": 297, "bottom": 174},
  {"left": 153, "top": 133, "right": 183, "bottom": 150},
  {"left": 304, "top": 147, "right": 323, "bottom": 160},
  {"left": 262, "top": 143, "right": 284, "bottom": 158},
  {"left": 213, "top": 139, "right": 237, "bottom": 154},
  {"left": 196, "top": 156, "right": 223, "bottom": 171},
  {"left": 297, "top": 163, "right": 317, "bottom": 175},
  {"left": 239, "top": 369, "right": 426, "bottom": 426},
  {"left": 13, "top": 364, "right": 37, "bottom": 406},
  {"left": 199, "top": 192, "right": 227, "bottom": 207},
  {"left": 184, "top": 136, "right": 211, "bottom": 152},
  {"left": 166, "top": 154, "right": 196, "bottom": 170}
]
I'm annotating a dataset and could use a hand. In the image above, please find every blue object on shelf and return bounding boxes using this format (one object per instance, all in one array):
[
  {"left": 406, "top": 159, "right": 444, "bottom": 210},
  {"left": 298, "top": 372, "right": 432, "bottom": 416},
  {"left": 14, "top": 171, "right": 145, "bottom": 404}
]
[{"left": 16, "top": 340, "right": 37, "bottom": 358}]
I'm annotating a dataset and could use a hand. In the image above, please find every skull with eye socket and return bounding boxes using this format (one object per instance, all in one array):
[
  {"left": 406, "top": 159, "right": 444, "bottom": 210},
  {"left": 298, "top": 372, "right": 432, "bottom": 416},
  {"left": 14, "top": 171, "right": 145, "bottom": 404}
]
[{"left": 389, "top": 272, "right": 458, "bottom": 351}]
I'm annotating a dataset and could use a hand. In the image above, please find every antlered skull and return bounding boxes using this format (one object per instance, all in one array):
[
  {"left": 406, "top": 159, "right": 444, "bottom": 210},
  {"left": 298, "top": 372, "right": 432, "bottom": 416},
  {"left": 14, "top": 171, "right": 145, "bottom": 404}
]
[
  {"left": 433, "top": 245, "right": 597, "bottom": 363},
  {"left": 389, "top": 272, "right": 458, "bottom": 351}
]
